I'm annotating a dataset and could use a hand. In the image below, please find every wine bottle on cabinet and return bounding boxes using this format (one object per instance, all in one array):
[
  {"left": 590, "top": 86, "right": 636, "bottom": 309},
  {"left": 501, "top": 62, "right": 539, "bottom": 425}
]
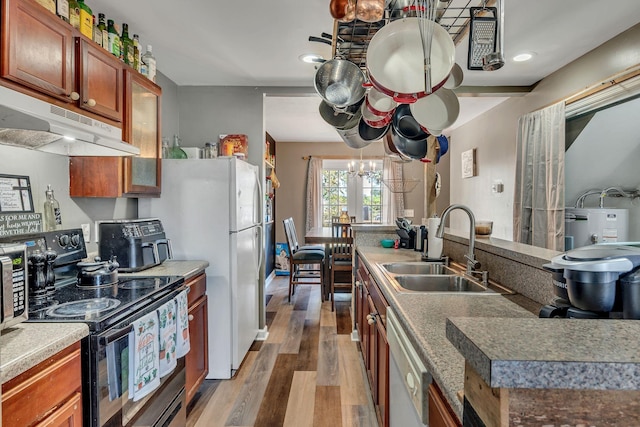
[
  {"left": 133, "top": 34, "right": 141, "bottom": 72},
  {"left": 56, "top": 0, "right": 69, "bottom": 22},
  {"left": 121, "top": 23, "right": 135, "bottom": 66},
  {"left": 92, "top": 15, "right": 103, "bottom": 46},
  {"left": 77, "top": 0, "right": 93, "bottom": 39},
  {"left": 107, "top": 19, "right": 121, "bottom": 58},
  {"left": 35, "top": 0, "right": 56, "bottom": 14},
  {"left": 141, "top": 45, "right": 157, "bottom": 82},
  {"left": 68, "top": 0, "right": 80, "bottom": 29},
  {"left": 97, "top": 13, "right": 108, "bottom": 50}
]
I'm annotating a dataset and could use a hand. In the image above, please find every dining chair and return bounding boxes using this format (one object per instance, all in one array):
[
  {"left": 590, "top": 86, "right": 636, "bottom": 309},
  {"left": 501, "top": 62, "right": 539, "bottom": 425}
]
[
  {"left": 329, "top": 235, "right": 354, "bottom": 311},
  {"left": 284, "top": 217, "right": 324, "bottom": 253},
  {"left": 283, "top": 218, "right": 325, "bottom": 303},
  {"left": 332, "top": 222, "right": 353, "bottom": 238}
]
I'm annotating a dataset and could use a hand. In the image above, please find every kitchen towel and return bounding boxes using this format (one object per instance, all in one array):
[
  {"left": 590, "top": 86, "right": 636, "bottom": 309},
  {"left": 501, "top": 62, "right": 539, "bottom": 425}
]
[
  {"left": 157, "top": 299, "right": 178, "bottom": 378},
  {"left": 130, "top": 310, "right": 161, "bottom": 402},
  {"left": 427, "top": 217, "right": 443, "bottom": 259},
  {"left": 175, "top": 289, "right": 191, "bottom": 358}
]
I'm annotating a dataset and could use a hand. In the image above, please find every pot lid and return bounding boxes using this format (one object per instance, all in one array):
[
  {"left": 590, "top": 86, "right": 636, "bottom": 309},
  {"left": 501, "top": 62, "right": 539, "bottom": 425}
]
[{"left": 550, "top": 244, "right": 640, "bottom": 274}]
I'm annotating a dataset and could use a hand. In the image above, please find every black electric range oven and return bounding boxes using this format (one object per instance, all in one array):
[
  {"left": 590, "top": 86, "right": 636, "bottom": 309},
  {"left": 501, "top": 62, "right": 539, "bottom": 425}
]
[{"left": 0, "top": 229, "right": 187, "bottom": 427}]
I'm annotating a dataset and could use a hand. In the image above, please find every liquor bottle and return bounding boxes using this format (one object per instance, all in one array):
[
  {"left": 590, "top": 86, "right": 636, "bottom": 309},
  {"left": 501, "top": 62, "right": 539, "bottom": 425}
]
[
  {"left": 43, "top": 185, "right": 62, "bottom": 231},
  {"left": 56, "top": 0, "right": 69, "bottom": 22},
  {"left": 167, "top": 135, "right": 187, "bottom": 159},
  {"left": 35, "top": 0, "right": 56, "bottom": 14},
  {"left": 141, "top": 45, "right": 157, "bottom": 82},
  {"left": 77, "top": 0, "right": 93, "bottom": 39},
  {"left": 121, "top": 23, "right": 135, "bottom": 66},
  {"left": 68, "top": 0, "right": 80, "bottom": 29},
  {"left": 92, "top": 15, "right": 103, "bottom": 47},
  {"left": 107, "top": 19, "right": 121, "bottom": 58},
  {"left": 97, "top": 13, "right": 108, "bottom": 50},
  {"left": 133, "top": 34, "right": 141, "bottom": 72}
]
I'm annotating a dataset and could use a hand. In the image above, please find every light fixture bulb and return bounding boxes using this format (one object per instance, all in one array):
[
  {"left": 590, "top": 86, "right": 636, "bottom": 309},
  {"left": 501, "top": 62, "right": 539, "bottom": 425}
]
[
  {"left": 298, "top": 53, "right": 325, "bottom": 64},
  {"left": 513, "top": 52, "right": 535, "bottom": 62}
]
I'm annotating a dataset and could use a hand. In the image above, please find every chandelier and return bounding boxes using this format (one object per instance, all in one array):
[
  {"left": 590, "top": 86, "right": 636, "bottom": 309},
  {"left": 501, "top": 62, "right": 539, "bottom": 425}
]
[{"left": 348, "top": 150, "right": 377, "bottom": 178}]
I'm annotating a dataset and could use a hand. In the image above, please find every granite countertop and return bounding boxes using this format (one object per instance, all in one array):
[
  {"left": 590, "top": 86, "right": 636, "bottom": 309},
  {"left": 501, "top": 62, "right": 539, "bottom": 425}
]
[
  {"left": 1, "top": 260, "right": 208, "bottom": 386},
  {"left": 357, "top": 246, "right": 536, "bottom": 419},
  {"left": 0, "top": 323, "right": 89, "bottom": 384},
  {"left": 446, "top": 317, "right": 640, "bottom": 391},
  {"left": 119, "top": 259, "right": 209, "bottom": 279}
]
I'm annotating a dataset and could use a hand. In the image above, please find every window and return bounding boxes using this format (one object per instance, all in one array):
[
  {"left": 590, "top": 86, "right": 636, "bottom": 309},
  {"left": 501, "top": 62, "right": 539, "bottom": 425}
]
[{"left": 321, "top": 159, "right": 383, "bottom": 226}]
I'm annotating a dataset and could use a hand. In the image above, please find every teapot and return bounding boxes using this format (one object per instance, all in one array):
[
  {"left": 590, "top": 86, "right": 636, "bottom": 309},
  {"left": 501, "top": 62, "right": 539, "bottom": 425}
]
[{"left": 77, "top": 256, "right": 119, "bottom": 287}]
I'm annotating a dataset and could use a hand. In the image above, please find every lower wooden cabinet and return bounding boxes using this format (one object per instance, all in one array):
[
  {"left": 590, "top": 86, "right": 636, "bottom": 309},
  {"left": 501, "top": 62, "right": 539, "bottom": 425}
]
[
  {"left": 185, "top": 272, "right": 209, "bottom": 405},
  {"left": 1, "top": 342, "right": 82, "bottom": 427},
  {"left": 429, "top": 383, "right": 461, "bottom": 427}
]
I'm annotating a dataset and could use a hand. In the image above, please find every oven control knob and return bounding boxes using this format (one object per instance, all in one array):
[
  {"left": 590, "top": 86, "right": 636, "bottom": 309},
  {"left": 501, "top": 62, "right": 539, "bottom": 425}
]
[
  {"left": 70, "top": 234, "right": 81, "bottom": 247},
  {"left": 59, "top": 234, "right": 70, "bottom": 247}
]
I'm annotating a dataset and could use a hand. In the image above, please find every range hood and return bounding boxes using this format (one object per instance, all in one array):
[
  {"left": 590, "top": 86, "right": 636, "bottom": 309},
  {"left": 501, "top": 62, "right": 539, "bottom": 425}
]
[{"left": 0, "top": 85, "right": 139, "bottom": 156}]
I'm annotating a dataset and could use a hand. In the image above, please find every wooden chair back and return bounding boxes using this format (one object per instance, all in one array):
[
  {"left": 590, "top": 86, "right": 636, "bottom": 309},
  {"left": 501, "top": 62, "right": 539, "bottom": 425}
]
[
  {"left": 332, "top": 222, "right": 352, "bottom": 238},
  {"left": 283, "top": 218, "right": 299, "bottom": 254}
]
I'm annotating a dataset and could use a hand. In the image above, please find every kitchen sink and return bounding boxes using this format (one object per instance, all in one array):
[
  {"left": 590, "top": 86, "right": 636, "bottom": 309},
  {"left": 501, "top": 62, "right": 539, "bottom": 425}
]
[
  {"left": 381, "top": 262, "right": 456, "bottom": 275},
  {"left": 392, "top": 274, "right": 498, "bottom": 294}
]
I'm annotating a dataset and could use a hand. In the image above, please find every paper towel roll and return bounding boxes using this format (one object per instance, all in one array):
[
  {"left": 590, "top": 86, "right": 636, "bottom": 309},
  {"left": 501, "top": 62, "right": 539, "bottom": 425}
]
[{"left": 427, "top": 217, "right": 443, "bottom": 259}]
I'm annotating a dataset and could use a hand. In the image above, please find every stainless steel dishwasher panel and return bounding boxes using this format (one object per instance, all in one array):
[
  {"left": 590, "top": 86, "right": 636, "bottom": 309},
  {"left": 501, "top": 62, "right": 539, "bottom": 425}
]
[{"left": 387, "top": 307, "right": 432, "bottom": 426}]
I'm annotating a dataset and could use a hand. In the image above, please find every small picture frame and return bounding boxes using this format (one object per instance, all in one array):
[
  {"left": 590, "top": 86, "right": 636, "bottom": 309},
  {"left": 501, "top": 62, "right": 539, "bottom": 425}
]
[
  {"left": 461, "top": 148, "right": 476, "bottom": 178},
  {"left": 0, "top": 174, "right": 34, "bottom": 213}
]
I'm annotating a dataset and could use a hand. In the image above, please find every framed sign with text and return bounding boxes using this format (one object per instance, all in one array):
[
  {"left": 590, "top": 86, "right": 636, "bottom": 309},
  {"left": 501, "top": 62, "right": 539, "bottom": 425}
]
[{"left": 0, "top": 174, "right": 34, "bottom": 213}]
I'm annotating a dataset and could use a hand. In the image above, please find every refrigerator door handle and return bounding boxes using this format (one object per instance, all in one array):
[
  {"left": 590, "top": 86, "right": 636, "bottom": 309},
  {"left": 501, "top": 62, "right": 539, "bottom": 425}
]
[
  {"left": 254, "top": 170, "right": 263, "bottom": 226},
  {"left": 256, "top": 225, "right": 264, "bottom": 278}
]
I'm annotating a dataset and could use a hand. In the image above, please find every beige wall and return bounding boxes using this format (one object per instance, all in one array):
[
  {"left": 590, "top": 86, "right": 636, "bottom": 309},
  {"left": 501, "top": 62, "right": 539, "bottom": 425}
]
[
  {"left": 447, "top": 23, "right": 640, "bottom": 240},
  {"left": 274, "top": 140, "right": 451, "bottom": 244}
]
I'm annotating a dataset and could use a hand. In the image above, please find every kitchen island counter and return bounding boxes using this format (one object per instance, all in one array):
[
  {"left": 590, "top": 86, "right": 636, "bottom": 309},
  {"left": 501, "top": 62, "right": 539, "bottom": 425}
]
[{"left": 0, "top": 322, "right": 88, "bottom": 384}]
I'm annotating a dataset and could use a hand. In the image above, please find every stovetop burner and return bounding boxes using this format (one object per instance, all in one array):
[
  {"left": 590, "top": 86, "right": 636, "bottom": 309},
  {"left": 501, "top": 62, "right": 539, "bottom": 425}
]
[{"left": 47, "top": 298, "right": 121, "bottom": 318}]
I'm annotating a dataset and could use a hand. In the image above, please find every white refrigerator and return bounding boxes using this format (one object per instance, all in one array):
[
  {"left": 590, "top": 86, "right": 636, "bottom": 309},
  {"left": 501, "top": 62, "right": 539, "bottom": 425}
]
[{"left": 139, "top": 157, "right": 262, "bottom": 379}]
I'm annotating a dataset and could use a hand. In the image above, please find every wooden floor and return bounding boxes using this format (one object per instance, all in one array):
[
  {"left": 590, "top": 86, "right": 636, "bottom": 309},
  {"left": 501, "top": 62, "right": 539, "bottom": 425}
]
[{"left": 186, "top": 276, "right": 378, "bottom": 427}]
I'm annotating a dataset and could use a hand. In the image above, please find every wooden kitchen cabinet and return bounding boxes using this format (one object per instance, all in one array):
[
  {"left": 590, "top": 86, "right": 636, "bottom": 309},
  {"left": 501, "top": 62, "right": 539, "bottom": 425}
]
[
  {"left": 69, "top": 69, "right": 162, "bottom": 197},
  {"left": 185, "top": 272, "right": 209, "bottom": 405},
  {"left": 355, "top": 254, "right": 389, "bottom": 427},
  {"left": 1, "top": 341, "right": 82, "bottom": 427},
  {"left": 428, "top": 383, "right": 462, "bottom": 427},
  {"left": 1, "top": 0, "right": 124, "bottom": 123}
]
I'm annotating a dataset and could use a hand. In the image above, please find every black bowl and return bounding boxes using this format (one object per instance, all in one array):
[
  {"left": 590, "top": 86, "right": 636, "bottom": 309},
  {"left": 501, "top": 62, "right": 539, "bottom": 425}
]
[{"left": 359, "top": 118, "right": 389, "bottom": 142}]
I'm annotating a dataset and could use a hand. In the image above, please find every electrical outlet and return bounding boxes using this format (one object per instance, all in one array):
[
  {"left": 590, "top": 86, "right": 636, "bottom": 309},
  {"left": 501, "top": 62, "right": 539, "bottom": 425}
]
[
  {"left": 404, "top": 209, "right": 414, "bottom": 218},
  {"left": 81, "top": 223, "right": 90, "bottom": 243}
]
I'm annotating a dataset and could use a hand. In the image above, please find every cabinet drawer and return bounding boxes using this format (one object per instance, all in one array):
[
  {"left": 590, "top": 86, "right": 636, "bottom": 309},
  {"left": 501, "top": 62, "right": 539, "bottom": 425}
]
[
  {"left": 187, "top": 272, "right": 206, "bottom": 306},
  {"left": 2, "top": 342, "right": 82, "bottom": 427}
]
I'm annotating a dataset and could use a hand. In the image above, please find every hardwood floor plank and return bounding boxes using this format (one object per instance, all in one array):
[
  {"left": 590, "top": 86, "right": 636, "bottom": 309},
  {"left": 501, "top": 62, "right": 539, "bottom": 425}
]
[
  {"left": 306, "top": 285, "right": 322, "bottom": 321},
  {"left": 283, "top": 371, "right": 317, "bottom": 427},
  {"left": 336, "top": 301, "right": 352, "bottom": 335},
  {"left": 337, "top": 335, "right": 369, "bottom": 406},
  {"left": 266, "top": 285, "right": 287, "bottom": 313},
  {"left": 313, "top": 386, "right": 342, "bottom": 427},
  {"left": 317, "top": 326, "right": 339, "bottom": 386},
  {"left": 254, "top": 354, "right": 297, "bottom": 426},
  {"left": 295, "top": 319, "right": 320, "bottom": 371},
  {"left": 293, "top": 284, "right": 311, "bottom": 310},
  {"left": 266, "top": 304, "right": 294, "bottom": 344},
  {"left": 280, "top": 310, "right": 306, "bottom": 354},
  {"left": 341, "top": 404, "right": 379, "bottom": 427},
  {"left": 186, "top": 380, "right": 221, "bottom": 427},
  {"left": 192, "top": 351, "right": 258, "bottom": 427},
  {"left": 225, "top": 343, "right": 280, "bottom": 426},
  {"left": 320, "top": 301, "right": 337, "bottom": 328}
]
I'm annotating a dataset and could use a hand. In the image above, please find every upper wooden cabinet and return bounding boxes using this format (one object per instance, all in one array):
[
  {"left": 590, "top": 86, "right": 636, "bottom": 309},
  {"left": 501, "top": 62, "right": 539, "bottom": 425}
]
[{"left": 1, "top": 0, "right": 123, "bottom": 123}]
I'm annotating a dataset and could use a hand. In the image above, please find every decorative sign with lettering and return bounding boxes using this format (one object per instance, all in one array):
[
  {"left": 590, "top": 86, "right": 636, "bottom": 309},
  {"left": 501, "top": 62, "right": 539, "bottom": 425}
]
[
  {"left": 0, "top": 174, "right": 34, "bottom": 213},
  {"left": 0, "top": 212, "right": 42, "bottom": 236}
]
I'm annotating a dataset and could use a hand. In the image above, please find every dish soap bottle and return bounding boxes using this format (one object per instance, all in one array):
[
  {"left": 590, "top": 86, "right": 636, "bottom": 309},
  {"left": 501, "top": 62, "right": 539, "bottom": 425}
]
[
  {"left": 43, "top": 185, "right": 62, "bottom": 231},
  {"left": 167, "top": 135, "right": 187, "bottom": 159}
]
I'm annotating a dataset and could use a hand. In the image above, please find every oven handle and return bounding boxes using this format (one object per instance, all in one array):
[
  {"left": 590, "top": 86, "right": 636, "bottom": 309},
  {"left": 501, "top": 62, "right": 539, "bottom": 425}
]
[{"left": 99, "top": 325, "right": 133, "bottom": 345}]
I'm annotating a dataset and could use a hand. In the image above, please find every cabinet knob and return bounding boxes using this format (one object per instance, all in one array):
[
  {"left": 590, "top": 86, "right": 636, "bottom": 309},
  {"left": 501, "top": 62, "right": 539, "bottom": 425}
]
[
  {"left": 84, "top": 98, "right": 97, "bottom": 107},
  {"left": 367, "top": 313, "right": 376, "bottom": 325},
  {"left": 188, "top": 314, "right": 194, "bottom": 321},
  {"left": 68, "top": 91, "right": 80, "bottom": 101}
]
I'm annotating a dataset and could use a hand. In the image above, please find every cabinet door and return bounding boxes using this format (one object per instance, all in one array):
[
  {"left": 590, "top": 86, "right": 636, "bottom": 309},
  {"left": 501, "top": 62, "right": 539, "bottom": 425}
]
[
  {"left": 34, "top": 391, "right": 82, "bottom": 427},
  {"left": 376, "top": 318, "right": 389, "bottom": 427},
  {"left": 122, "top": 70, "right": 161, "bottom": 195},
  {"left": 428, "top": 383, "right": 461, "bottom": 427},
  {"left": 186, "top": 295, "right": 209, "bottom": 405},
  {"left": 367, "top": 294, "right": 377, "bottom": 397},
  {"left": 1, "top": 0, "right": 75, "bottom": 101},
  {"left": 77, "top": 38, "right": 123, "bottom": 122}
]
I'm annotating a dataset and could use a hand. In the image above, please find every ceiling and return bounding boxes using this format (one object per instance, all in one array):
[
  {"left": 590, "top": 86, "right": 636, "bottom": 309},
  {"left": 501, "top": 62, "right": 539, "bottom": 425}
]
[{"left": 89, "top": 0, "right": 640, "bottom": 143}]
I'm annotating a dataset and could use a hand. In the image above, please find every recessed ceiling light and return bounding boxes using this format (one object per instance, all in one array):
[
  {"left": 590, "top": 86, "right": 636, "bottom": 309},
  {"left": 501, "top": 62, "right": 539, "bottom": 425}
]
[
  {"left": 298, "top": 53, "right": 325, "bottom": 64},
  {"left": 513, "top": 52, "right": 535, "bottom": 62}
]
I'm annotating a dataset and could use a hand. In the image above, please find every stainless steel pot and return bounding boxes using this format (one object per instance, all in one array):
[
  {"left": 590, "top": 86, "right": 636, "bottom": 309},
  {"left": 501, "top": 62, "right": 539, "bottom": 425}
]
[
  {"left": 336, "top": 118, "right": 374, "bottom": 149},
  {"left": 314, "top": 59, "right": 367, "bottom": 108},
  {"left": 319, "top": 99, "right": 362, "bottom": 130}
]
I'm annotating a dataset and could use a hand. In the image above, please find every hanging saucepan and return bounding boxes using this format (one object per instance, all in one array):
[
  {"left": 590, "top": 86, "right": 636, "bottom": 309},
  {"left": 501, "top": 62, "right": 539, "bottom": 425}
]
[
  {"left": 390, "top": 104, "right": 429, "bottom": 160},
  {"left": 409, "top": 88, "right": 460, "bottom": 133},
  {"left": 336, "top": 118, "right": 374, "bottom": 149},
  {"left": 314, "top": 59, "right": 367, "bottom": 109},
  {"left": 383, "top": 132, "right": 412, "bottom": 163},
  {"left": 366, "top": 18, "right": 455, "bottom": 103},
  {"left": 359, "top": 117, "right": 389, "bottom": 142},
  {"left": 356, "top": 0, "right": 385, "bottom": 22},
  {"left": 443, "top": 63, "right": 464, "bottom": 90},
  {"left": 361, "top": 101, "right": 393, "bottom": 129},
  {"left": 436, "top": 134, "right": 449, "bottom": 163},
  {"left": 330, "top": 0, "right": 356, "bottom": 22},
  {"left": 319, "top": 98, "right": 363, "bottom": 130},
  {"left": 365, "top": 87, "right": 398, "bottom": 116}
]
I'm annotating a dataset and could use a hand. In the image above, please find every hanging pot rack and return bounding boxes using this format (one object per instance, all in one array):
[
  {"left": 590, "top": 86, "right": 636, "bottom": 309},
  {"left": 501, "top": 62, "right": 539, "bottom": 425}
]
[{"left": 331, "top": 0, "right": 496, "bottom": 70}]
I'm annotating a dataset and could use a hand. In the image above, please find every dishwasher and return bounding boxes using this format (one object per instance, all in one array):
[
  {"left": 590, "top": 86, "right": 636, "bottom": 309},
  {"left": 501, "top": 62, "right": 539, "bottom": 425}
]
[{"left": 387, "top": 307, "right": 432, "bottom": 426}]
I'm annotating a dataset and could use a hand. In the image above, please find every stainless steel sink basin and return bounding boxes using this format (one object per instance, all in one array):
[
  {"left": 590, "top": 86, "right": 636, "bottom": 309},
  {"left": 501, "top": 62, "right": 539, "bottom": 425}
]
[
  {"left": 393, "top": 274, "right": 495, "bottom": 293},
  {"left": 381, "top": 262, "right": 456, "bottom": 275}
]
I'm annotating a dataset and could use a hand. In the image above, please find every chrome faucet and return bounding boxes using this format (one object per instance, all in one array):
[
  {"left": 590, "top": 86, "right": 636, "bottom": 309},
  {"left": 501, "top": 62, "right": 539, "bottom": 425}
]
[{"left": 436, "top": 204, "right": 485, "bottom": 282}]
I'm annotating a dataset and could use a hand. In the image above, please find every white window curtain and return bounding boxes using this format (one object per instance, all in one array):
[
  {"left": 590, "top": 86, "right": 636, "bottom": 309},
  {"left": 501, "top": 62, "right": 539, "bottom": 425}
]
[
  {"left": 305, "top": 157, "right": 323, "bottom": 233},
  {"left": 382, "top": 158, "right": 404, "bottom": 224},
  {"left": 513, "top": 101, "right": 565, "bottom": 250}
]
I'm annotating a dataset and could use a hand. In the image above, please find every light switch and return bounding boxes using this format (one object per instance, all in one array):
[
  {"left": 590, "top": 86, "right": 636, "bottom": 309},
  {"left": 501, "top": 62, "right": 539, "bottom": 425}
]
[
  {"left": 81, "top": 223, "right": 90, "bottom": 243},
  {"left": 492, "top": 180, "right": 504, "bottom": 194},
  {"left": 404, "top": 209, "right": 414, "bottom": 218}
]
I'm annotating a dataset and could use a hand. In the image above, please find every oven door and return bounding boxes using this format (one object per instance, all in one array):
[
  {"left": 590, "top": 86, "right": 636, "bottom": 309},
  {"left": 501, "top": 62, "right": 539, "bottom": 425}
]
[{"left": 88, "top": 286, "right": 187, "bottom": 427}]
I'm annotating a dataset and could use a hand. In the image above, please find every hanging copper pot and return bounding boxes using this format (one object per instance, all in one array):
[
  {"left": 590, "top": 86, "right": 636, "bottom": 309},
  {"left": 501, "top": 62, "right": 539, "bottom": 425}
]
[
  {"left": 356, "top": 0, "right": 384, "bottom": 23},
  {"left": 330, "top": 0, "right": 356, "bottom": 22}
]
